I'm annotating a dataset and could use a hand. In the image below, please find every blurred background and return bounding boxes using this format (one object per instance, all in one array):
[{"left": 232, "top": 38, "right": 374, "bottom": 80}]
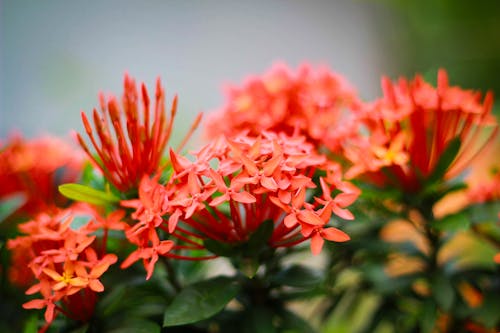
[{"left": 1, "top": 0, "right": 500, "bottom": 140}]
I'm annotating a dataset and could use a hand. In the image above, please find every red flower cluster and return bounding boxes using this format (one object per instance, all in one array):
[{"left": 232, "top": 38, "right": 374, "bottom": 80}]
[
  {"left": 121, "top": 132, "right": 359, "bottom": 278},
  {"left": 205, "top": 63, "right": 358, "bottom": 149},
  {"left": 344, "top": 70, "right": 498, "bottom": 191},
  {"left": 77, "top": 74, "right": 201, "bottom": 193},
  {"left": 7, "top": 206, "right": 119, "bottom": 329},
  {"left": 0, "top": 135, "right": 83, "bottom": 217}
]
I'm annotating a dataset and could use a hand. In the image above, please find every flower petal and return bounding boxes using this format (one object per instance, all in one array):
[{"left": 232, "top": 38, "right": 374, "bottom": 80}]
[{"left": 321, "top": 227, "right": 350, "bottom": 242}]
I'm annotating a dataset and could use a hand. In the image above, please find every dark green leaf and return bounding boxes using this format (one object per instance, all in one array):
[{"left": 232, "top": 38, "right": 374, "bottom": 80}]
[
  {"left": 243, "top": 307, "right": 277, "bottom": 333},
  {"left": 98, "top": 284, "right": 128, "bottom": 317},
  {"left": 107, "top": 319, "right": 161, "bottom": 333},
  {"left": 59, "top": 183, "right": 120, "bottom": 205},
  {"left": 430, "top": 212, "right": 470, "bottom": 232},
  {"left": 427, "top": 137, "right": 461, "bottom": 184},
  {"left": 163, "top": 276, "right": 239, "bottom": 327},
  {"left": 246, "top": 219, "right": 274, "bottom": 252},
  {"left": 203, "top": 239, "right": 234, "bottom": 257},
  {"left": 68, "top": 324, "right": 89, "bottom": 333},
  {"left": 473, "top": 292, "right": 500, "bottom": 328},
  {"left": 431, "top": 273, "right": 454, "bottom": 311},
  {"left": 420, "top": 299, "right": 438, "bottom": 333},
  {"left": 271, "top": 264, "right": 323, "bottom": 288},
  {"left": 279, "top": 308, "right": 318, "bottom": 333}
]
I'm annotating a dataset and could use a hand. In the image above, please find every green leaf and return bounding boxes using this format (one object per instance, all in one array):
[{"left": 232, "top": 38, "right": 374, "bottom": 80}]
[
  {"left": 22, "top": 314, "right": 38, "bottom": 333},
  {"left": 246, "top": 219, "right": 274, "bottom": 252},
  {"left": 279, "top": 308, "right": 318, "bottom": 333},
  {"left": 271, "top": 264, "right": 323, "bottom": 288},
  {"left": 163, "top": 276, "right": 239, "bottom": 327},
  {"left": 430, "top": 212, "right": 470, "bottom": 232},
  {"left": 59, "top": 183, "right": 120, "bottom": 205},
  {"left": 203, "top": 238, "right": 234, "bottom": 257},
  {"left": 473, "top": 291, "right": 500, "bottom": 328},
  {"left": 243, "top": 306, "right": 277, "bottom": 333},
  {"left": 431, "top": 273, "right": 454, "bottom": 311},
  {"left": 420, "top": 299, "right": 438, "bottom": 333},
  {"left": 464, "top": 201, "right": 500, "bottom": 224},
  {"left": 427, "top": 137, "right": 461, "bottom": 184},
  {"left": 107, "top": 319, "right": 161, "bottom": 333}
]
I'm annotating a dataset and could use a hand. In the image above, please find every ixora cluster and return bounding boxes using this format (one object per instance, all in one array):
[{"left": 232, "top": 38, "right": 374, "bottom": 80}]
[{"left": 1, "top": 64, "right": 499, "bottom": 333}]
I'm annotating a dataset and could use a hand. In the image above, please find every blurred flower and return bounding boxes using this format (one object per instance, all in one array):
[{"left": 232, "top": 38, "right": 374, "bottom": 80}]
[
  {"left": 345, "top": 69, "right": 498, "bottom": 192},
  {"left": 468, "top": 171, "right": 500, "bottom": 203},
  {"left": 205, "top": 63, "right": 359, "bottom": 150},
  {"left": 0, "top": 135, "right": 83, "bottom": 217}
]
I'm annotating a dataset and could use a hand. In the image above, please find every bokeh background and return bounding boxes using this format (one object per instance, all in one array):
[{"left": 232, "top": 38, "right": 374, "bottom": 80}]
[{"left": 2, "top": 0, "right": 499, "bottom": 141}]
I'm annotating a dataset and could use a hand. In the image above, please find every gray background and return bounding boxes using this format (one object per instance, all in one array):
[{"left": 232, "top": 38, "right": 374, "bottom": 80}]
[{"left": 1, "top": 1, "right": 394, "bottom": 142}]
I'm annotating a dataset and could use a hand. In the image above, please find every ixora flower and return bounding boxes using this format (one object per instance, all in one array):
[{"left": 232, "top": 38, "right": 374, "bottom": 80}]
[
  {"left": 344, "top": 69, "right": 498, "bottom": 192},
  {"left": 121, "top": 131, "right": 359, "bottom": 279},
  {"left": 205, "top": 63, "right": 359, "bottom": 150},
  {"left": 0, "top": 135, "right": 83, "bottom": 217},
  {"left": 7, "top": 206, "right": 118, "bottom": 328},
  {"left": 77, "top": 74, "right": 201, "bottom": 193}
]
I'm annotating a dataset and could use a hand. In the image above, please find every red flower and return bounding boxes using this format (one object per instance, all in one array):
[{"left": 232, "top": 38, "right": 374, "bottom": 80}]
[
  {"left": 77, "top": 74, "right": 201, "bottom": 193},
  {"left": 206, "top": 63, "right": 359, "bottom": 149},
  {"left": 8, "top": 206, "right": 118, "bottom": 327},
  {"left": 0, "top": 135, "right": 83, "bottom": 217},
  {"left": 123, "top": 132, "right": 358, "bottom": 272},
  {"left": 345, "top": 69, "right": 498, "bottom": 191}
]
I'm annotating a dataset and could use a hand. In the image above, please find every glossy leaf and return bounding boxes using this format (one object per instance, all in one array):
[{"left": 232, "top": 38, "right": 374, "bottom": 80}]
[
  {"left": 163, "top": 276, "right": 239, "bottom": 327},
  {"left": 59, "top": 183, "right": 120, "bottom": 205}
]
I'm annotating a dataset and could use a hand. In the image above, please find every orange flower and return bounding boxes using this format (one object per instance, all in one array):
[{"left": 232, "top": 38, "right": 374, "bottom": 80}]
[
  {"left": 345, "top": 69, "right": 498, "bottom": 191},
  {"left": 42, "top": 260, "right": 88, "bottom": 294},
  {"left": 8, "top": 206, "right": 118, "bottom": 327}
]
